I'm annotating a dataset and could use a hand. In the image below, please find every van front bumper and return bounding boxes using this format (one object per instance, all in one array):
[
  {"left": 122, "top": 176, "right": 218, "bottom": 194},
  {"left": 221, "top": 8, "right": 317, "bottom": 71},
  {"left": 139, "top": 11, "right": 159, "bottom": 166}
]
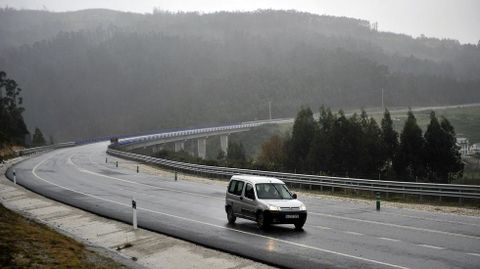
[{"left": 264, "top": 210, "right": 307, "bottom": 224}]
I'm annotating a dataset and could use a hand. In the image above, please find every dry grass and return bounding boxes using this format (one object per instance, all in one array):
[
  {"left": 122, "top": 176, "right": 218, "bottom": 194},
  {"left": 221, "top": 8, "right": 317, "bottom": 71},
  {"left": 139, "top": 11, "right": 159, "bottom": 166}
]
[{"left": 0, "top": 204, "right": 128, "bottom": 269}]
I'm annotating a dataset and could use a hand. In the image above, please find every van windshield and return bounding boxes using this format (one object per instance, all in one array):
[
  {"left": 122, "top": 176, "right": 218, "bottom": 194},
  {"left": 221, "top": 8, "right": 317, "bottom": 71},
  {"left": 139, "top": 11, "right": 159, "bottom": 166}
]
[{"left": 255, "top": 183, "right": 293, "bottom": 199}]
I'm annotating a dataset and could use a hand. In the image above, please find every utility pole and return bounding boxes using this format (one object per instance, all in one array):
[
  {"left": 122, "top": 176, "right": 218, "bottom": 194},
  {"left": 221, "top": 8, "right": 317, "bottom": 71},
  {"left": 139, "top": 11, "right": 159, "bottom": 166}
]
[
  {"left": 381, "top": 88, "right": 384, "bottom": 111},
  {"left": 268, "top": 101, "right": 272, "bottom": 120}
]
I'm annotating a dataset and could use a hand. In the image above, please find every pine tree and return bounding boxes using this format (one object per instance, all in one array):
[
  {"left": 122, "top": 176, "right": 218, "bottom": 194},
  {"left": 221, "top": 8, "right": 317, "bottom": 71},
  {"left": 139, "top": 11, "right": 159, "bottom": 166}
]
[
  {"left": 439, "top": 117, "right": 464, "bottom": 181},
  {"left": 32, "top": 127, "right": 46, "bottom": 147},
  {"left": 424, "top": 113, "right": 464, "bottom": 183},
  {"left": 288, "top": 106, "right": 315, "bottom": 172},
  {"left": 394, "top": 110, "right": 425, "bottom": 181},
  {"left": 307, "top": 106, "right": 335, "bottom": 174},
  {"left": 360, "top": 114, "right": 384, "bottom": 178},
  {"left": 380, "top": 108, "right": 399, "bottom": 178}
]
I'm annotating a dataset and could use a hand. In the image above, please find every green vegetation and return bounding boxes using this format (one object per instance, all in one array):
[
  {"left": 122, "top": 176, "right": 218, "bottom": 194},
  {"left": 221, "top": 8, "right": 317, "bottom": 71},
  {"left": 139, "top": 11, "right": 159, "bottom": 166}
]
[
  {"left": 31, "top": 127, "right": 46, "bottom": 147},
  {"left": 0, "top": 204, "right": 127, "bottom": 269},
  {"left": 367, "top": 106, "right": 480, "bottom": 144},
  {"left": 0, "top": 71, "right": 29, "bottom": 147},
  {"left": 258, "top": 106, "right": 463, "bottom": 183}
]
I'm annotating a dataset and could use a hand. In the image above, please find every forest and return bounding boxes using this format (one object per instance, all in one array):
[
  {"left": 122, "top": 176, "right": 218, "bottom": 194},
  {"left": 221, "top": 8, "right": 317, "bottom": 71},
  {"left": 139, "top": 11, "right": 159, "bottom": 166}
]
[
  {"left": 257, "top": 107, "right": 464, "bottom": 183},
  {"left": 1, "top": 9, "right": 479, "bottom": 142}
]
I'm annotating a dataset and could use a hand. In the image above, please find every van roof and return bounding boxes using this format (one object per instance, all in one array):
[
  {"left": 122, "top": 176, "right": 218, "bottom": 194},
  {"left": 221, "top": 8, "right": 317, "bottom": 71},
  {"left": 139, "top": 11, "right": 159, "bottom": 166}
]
[{"left": 231, "top": 175, "right": 284, "bottom": 184}]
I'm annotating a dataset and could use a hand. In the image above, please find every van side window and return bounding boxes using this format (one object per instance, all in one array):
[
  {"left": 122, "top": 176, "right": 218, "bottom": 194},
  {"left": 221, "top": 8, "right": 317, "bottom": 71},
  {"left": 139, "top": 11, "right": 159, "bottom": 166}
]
[
  {"left": 228, "top": 180, "right": 237, "bottom": 194},
  {"left": 234, "top": 181, "right": 244, "bottom": 196},
  {"left": 245, "top": 183, "right": 255, "bottom": 200},
  {"left": 228, "top": 180, "right": 244, "bottom": 196}
]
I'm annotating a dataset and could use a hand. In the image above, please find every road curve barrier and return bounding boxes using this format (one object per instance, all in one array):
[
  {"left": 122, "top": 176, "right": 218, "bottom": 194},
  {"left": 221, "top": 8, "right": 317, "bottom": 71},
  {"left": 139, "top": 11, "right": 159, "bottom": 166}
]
[
  {"left": 16, "top": 142, "right": 76, "bottom": 156},
  {"left": 107, "top": 148, "right": 480, "bottom": 202}
]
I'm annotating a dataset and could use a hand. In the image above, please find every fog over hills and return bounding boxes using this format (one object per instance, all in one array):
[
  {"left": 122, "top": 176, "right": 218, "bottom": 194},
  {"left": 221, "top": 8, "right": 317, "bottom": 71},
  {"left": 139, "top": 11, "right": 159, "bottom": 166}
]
[{"left": 1, "top": 9, "right": 479, "bottom": 142}]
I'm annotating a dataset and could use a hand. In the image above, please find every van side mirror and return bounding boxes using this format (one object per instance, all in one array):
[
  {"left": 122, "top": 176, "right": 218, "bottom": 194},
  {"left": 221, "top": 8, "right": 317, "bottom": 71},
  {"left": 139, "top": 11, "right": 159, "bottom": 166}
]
[{"left": 292, "top": 193, "right": 297, "bottom": 199}]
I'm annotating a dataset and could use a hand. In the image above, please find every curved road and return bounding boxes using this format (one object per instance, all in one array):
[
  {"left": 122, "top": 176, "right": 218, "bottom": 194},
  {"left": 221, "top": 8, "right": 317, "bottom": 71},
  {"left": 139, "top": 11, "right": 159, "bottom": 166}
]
[{"left": 6, "top": 143, "right": 480, "bottom": 269}]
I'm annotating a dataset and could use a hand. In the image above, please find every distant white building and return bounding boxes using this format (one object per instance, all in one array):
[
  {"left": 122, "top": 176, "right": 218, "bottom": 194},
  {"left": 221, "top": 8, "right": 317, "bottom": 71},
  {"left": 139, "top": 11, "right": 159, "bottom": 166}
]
[
  {"left": 470, "top": 143, "right": 480, "bottom": 155},
  {"left": 456, "top": 137, "right": 469, "bottom": 156}
]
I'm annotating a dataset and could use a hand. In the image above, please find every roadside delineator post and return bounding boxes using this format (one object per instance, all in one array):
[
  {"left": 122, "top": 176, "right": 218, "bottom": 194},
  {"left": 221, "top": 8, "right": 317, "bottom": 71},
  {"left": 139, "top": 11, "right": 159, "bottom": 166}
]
[
  {"left": 132, "top": 197, "right": 137, "bottom": 230},
  {"left": 137, "top": 165, "right": 139, "bottom": 173},
  {"left": 116, "top": 161, "right": 118, "bottom": 168},
  {"left": 376, "top": 192, "right": 381, "bottom": 211},
  {"left": 105, "top": 157, "right": 107, "bottom": 163},
  {"left": 13, "top": 169, "right": 16, "bottom": 185},
  {"left": 174, "top": 171, "right": 178, "bottom": 181}
]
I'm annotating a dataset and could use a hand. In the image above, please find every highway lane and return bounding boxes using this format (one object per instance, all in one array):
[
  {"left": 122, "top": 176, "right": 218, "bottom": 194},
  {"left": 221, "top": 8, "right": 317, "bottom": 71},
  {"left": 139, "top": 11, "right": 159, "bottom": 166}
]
[{"left": 6, "top": 142, "right": 480, "bottom": 269}]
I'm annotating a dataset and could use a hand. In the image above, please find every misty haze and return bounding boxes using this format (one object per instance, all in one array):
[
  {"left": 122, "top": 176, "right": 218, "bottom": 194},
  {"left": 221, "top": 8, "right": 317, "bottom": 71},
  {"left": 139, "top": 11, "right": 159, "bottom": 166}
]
[{"left": 1, "top": 2, "right": 480, "bottom": 269}]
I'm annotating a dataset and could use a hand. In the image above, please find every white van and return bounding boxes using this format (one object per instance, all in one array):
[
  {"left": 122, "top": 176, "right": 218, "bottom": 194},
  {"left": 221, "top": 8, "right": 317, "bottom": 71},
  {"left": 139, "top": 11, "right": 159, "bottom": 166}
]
[{"left": 225, "top": 175, "right": 307, "bottom": 230}]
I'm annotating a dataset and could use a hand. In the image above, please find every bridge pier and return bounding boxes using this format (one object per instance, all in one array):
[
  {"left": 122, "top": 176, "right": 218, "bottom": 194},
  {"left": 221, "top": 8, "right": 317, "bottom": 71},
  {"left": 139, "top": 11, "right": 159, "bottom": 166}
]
[
  {"left": 152, "top": 144, "right": 164, "bottom": 153},
  {"left": 220, "top": 135, "right": 229, "bottom": 155},
  {"left": 198, "top": 138, "right": 207, "bottom": 159},
  {"left": 174, "top": 141, "right": 185, "bottom": 152}
]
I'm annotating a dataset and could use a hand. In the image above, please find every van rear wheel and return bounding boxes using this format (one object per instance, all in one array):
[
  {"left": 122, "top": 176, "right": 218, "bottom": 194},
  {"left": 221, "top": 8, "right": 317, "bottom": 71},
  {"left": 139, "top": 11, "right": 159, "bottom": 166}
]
[{"left": 227, "top": 207, "right": 236, "bottom": 224}]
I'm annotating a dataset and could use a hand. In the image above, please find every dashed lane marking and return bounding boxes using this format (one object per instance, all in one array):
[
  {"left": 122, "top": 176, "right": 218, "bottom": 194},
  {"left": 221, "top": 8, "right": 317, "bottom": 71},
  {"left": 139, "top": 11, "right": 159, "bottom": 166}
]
[
  {"left": 344, "top": 231, "right": 363, "bottom": 236},
  {"left": 379, "top": 237, "right": 401, "bottom": 242},
  {"left": 417, "top": 244, "right": 445, "bottom": 250}
]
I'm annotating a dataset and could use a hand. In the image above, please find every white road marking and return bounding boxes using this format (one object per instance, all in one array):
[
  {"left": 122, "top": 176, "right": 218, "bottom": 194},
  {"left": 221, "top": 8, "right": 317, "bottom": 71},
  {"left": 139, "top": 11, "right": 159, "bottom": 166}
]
[
  {"left": 466, "top": 253, "right": 480, "bottom": 257},
  {"left": 67, "top": 154, "right": 223, "bottom": 201},
  {"left": 344, "top": 231, "right": 363, "bottom": 236},
  {"left": 417, "top": 244, "right": 445, "bottom": 250},
  {"left": 379, "top": 237, "right": 401, "bottom": 242},
  {"left": 309, "top": 212, "right": 480, "bottom": 240},
  {"left": 308, "top": 225, "right": 332, "bottom": 230},
  {"left": 31, "top": 156, "right": 409, "bottom": 269}
]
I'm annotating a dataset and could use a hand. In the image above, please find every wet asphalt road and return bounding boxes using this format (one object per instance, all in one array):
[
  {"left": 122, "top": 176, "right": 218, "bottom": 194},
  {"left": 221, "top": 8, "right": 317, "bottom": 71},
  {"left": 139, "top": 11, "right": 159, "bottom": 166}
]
[{"left": 6, "top": 142, "right": 480, "bottom": 269}]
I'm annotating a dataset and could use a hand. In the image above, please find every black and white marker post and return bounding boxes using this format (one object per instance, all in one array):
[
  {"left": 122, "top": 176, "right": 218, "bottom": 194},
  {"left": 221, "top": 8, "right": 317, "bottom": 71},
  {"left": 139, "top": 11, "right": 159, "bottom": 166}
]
[{"left": 132, "top": 196, "right": 137, "bottom": 230}]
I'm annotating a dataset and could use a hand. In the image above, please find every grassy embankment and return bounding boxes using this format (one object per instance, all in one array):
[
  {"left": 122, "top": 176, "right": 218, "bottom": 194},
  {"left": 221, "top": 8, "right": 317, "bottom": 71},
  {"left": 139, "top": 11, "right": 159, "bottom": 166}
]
[{"left": 0, "top": 204, "right": 127, "bottom": 269}]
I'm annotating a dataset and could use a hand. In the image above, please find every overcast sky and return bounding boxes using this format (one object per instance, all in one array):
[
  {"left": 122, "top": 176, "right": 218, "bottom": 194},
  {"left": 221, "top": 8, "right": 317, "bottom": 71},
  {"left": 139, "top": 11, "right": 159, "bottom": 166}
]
[{"left": 1, "top": 0, "right": 479, "bottom": 44}]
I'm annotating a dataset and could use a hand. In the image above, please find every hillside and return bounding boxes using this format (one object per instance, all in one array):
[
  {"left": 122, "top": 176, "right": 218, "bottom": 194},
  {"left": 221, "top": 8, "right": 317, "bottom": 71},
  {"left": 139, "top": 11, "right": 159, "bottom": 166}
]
[{"left": 1, "top": 9, "right": 479, "bottom": 141}]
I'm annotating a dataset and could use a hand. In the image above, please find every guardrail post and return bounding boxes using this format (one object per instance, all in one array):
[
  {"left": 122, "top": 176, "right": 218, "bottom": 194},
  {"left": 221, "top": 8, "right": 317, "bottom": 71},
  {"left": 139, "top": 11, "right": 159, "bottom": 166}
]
[
  {"left": 13, "top": 169, "right": 16, "bottom": 185},
  {"left": 132, "top": 197, "right": 137, "bottom": 230},
  {"left": 376, "top": 192, "right": 381, "bottom": 211}
]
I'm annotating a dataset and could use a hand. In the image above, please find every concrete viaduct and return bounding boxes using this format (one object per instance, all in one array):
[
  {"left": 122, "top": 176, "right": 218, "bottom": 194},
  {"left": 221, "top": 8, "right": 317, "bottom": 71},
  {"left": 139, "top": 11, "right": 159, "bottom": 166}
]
[{"left": 117, "top": 123, "right": 259, "bottom": 159}]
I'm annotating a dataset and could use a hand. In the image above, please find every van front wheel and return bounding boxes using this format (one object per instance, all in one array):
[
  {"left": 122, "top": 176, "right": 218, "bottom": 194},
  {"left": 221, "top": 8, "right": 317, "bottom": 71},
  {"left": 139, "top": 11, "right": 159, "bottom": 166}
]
[
  {"left": 257, "top": 212, "right": 269, "bottom": 229},
  {"left": 294, "top": 220, "right": 305, "bottom": 231}
]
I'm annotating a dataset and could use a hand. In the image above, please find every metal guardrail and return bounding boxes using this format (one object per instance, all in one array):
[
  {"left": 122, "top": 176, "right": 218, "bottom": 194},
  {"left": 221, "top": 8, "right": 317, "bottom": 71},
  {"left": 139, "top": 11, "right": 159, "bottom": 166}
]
[
  {"left": 117, "top": 121, "right": 284, "bottom": 146},
  {"left": 16, "top": 142, "right": 76, "bottom": 156},
  {"left": 107, "top": 148, "right": 480, "bottom": 201}
]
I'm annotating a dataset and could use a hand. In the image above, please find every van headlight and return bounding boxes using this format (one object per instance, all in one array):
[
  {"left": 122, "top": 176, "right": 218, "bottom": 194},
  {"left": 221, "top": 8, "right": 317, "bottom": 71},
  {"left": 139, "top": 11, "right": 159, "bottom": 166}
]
[
  {"left": 299, "top": 204, "right": 307, "bottom": 211},
  {"left": 268, "top": 205, "right": 281, "bottom": 211}
]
